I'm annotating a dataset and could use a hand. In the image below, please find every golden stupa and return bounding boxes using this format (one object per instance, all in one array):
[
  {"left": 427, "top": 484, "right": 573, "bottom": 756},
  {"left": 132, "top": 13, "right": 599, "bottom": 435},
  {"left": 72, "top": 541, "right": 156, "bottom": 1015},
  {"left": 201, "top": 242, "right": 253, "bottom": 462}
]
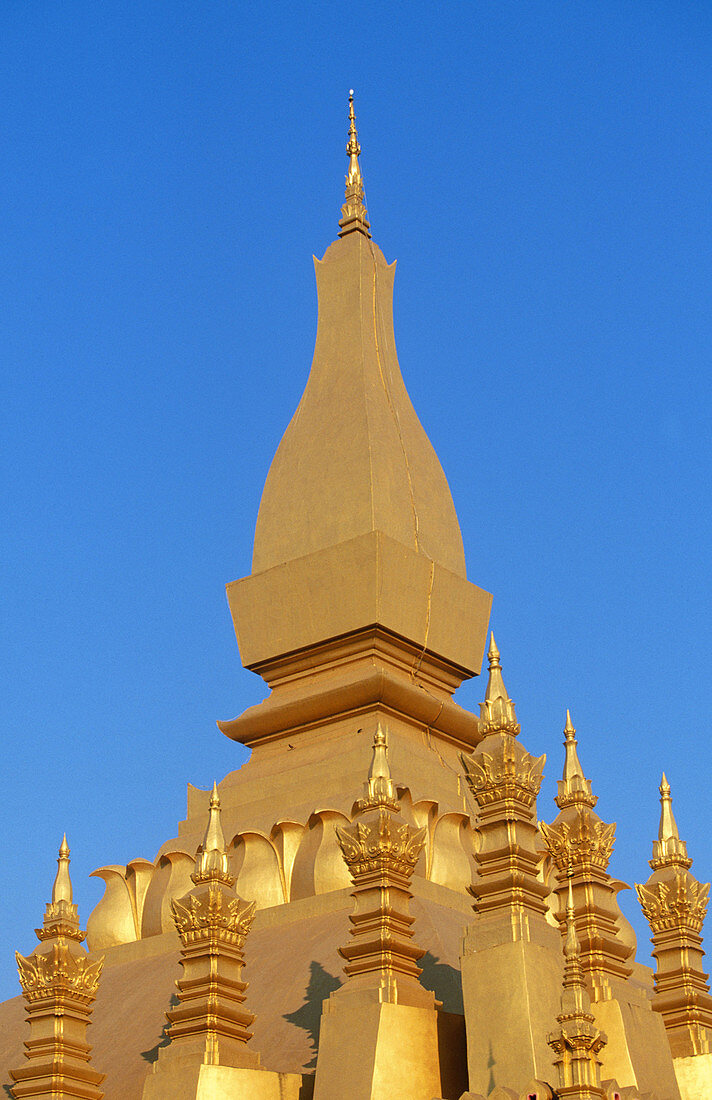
[{"left": 2, "top": 94, "right": 710, "bottom": 1100}]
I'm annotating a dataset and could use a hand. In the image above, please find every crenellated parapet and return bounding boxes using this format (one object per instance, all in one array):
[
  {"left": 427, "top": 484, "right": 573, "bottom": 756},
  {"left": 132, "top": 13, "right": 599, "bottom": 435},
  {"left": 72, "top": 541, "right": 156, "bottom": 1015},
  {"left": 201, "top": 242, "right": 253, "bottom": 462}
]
[
  {"left": 461, "top": 635, "right": 549, "bottom": 929},
  {"left": 10, "top": 837, "right": 105, "bottom": 1100},
  {"left": 540, "top": 712, "right": 633, "bottom": 1000},
  {"left": 636, "top": 775, "right": 712, "bottom": 1060}
]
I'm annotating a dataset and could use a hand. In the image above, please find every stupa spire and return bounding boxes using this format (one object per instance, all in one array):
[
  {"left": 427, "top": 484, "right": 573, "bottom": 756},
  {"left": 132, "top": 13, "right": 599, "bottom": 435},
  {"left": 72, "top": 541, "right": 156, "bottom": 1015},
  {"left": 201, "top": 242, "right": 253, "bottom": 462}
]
[
  {"left": 547, "top": 870, "right": 608, "bottom": 1097},
  {"left": 649, "top": 773, "right": 690, "bottom": 869},
  {"left": 11, "top": 841, "right": 105, "bottom": 1099},
  {"left": 636, "top": 776, "right": 712, "bottom": 1058},
  {"left": 192, "top": 781, "right": 233, "bottom": 885},
  {"left": 224, "top": 91, "right": 492, "bottom": 757},
  {"left": 51, "top": 832, "right": 73, "bottom": 905},
  {"left": 355, "top": 724, "right": 399, "bottom": 813},
  {"left": 338, "top": 89, "right": 371, "bottom": 238},
  {"left": 554, "top": 709, "right": 596, "bottom": 810},
  {"left": 478, "top": 632, "right": 520, "bottom": 737}
]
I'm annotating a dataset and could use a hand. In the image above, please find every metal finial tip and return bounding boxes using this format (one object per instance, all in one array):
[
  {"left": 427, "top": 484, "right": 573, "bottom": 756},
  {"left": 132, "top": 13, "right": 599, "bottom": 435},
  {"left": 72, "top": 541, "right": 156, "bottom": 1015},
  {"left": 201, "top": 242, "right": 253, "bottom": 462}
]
[
  {"left": 660, "top": 773, "right": 671, "bottom": 795},
  {"left": 564, "top": 709, "right": 576, "bottom": 738},
  {"left": 373, "top": 724, "right": 387, "bottom": 747},
  {"left": 488, "top": 632, "right": 500, "bottom": 663},
  {"left": 209, "top": 781, "right": 220, "bottom": 809},
  {"left": 59, "top": 834, "right": 70, "bottom": 858},
  {"left": 349, "top": 88, "right": 354, "bottom": 96}
]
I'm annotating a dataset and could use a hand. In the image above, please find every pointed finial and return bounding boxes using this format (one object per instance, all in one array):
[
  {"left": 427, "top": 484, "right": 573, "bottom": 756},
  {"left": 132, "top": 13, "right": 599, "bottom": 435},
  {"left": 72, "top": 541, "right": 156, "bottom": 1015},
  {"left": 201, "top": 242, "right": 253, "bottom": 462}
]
[
  {"left": 52, "top": 834, "right": 73, "bottom": 905},
  {"left": 557, "top": 862, "right": 594, "bottom": 1019},
  {"left": 355, "top": 724, "right": 400, "bottom": 813},
  {"left": 479, "top": 633, "right": 520, "bottom": 737},
  {"left": 658, "top": 773, "right": 678, "bottom": 842},
  {"left": 650, "top": 773, "right": 691, "bottom": 870},
  {"left": 37, "top": 835, "right": 84, "bottom": 942},
  {"left": 555, "top": 710, "right": 597, "bottom": 810},
  {"left": 192, "top": 781, "right": 234, "bottom": 886},
  {"left": 338, "top": 90, "right": 371, "bottom": 239}
]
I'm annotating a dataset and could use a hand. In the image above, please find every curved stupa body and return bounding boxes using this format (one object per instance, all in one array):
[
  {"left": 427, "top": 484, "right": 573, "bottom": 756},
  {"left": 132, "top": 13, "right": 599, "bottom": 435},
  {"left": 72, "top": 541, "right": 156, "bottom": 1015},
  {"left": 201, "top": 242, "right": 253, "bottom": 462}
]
[{"left": 253, "top": 231, "right": 466, "bottom": 578}]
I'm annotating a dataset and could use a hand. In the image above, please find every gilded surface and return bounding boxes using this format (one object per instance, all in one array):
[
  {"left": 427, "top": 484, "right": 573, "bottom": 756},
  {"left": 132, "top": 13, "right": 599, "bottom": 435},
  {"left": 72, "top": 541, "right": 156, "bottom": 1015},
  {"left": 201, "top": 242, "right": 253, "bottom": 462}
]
[
  {"left": 10, "top": 837, "right": 106, "bottom": 1100},
  {"left": 336, "top": 812, "right": 425, "bottom": 876},
  {"left": 636, "top": 872, "right": 709, "bottom": 933},
  {"left": 462, "top": 736, "right": 544, "bottom": 808},
  {"left": 16, "top": 942, "right": 103, "bottom": 1002},
  {"left": 171, "top": 887, "right": 256, "bottom": 944},
  {"left": 540, "top": 807, "right": 616, "bottom": 873},
  {"left": 338, "top": 91, "right": 370, "bottom": 238},
  {"left": 636, "top": 776, "right": 712, "bottom": 1060},
  {"left": 477, "top": 635, "right": 521, "bottom": 738}
]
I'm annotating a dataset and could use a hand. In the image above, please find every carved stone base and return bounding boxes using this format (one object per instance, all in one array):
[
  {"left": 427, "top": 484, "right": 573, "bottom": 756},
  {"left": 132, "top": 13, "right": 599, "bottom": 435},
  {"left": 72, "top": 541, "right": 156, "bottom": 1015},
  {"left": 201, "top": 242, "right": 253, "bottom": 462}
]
[
  {"left": 592, "top": 988, "right": 681, "bottom": 1099},
  {"left": 313, "top": 991, "right": 443, "bottom": 1100},
  {"left": 673, "top": 1051, "right": 712, "bottom": 1100},
  {"left": 141, "top": 1060, "right": 305, "bottom": 1099}
]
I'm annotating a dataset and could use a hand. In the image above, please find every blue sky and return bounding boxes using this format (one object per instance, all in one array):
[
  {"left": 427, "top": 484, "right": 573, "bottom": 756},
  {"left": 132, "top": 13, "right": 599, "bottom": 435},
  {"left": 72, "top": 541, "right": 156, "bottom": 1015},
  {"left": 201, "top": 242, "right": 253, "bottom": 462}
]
[{"left": 2, "top": 2, "right": 712, "bottom": 1001}]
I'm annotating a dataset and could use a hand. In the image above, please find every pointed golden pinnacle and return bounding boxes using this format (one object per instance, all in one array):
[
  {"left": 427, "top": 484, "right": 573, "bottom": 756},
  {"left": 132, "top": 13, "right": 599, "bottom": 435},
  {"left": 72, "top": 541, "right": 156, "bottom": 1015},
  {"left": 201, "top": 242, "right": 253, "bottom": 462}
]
[
  {"left": 355, "top": 724, "right": 399, "bottom": 813},
  {"left": 487, "top": 632, "right": 501, "bottom": 666},
  {"left": 658, "top": 772, "right": 679, "bottom": 843},
  {"left": 478, "top": 632, "right": 520, "bottom": 737},
  {"left": 51, "top": 833, "right": 73, "bottom": 905},
  {"left": 648, "top": 773, "right": 692, "bottom": 870},
  {"left": 338, "top": 90, "right": 371, "bottom": 239},
  {"left": 192, "top": 781, "right": 234, "bottom": 886}
]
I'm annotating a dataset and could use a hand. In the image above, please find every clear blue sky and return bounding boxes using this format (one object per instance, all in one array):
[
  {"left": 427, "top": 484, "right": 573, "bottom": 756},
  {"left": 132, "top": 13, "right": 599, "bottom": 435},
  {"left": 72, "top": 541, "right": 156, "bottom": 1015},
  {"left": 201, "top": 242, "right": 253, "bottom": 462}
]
[{"left": 2, "top": 2, "right": 711, "bottom": 1002}]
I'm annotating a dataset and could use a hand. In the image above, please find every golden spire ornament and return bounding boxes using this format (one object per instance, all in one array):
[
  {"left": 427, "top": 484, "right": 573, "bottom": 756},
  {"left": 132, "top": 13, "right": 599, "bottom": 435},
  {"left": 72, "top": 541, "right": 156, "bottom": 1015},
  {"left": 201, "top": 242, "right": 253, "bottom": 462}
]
[
  {"left": 354, "top": 723, "right": 399, "bottom": 813},
  {"left": 11, "top": 838, "right": 105, "bottom": 1100},
  {"left": 555, "top": 709, "right": 596, "bottom": 810},
  {"left": 478, "top": 632, "right": 521, "bottom": 737},
  {"left": 547, "top": 870, "right": 608, "bottom": 1098},
  {"left": 338, "top": 90, "right": 371, "bottom": 238},
  {"left": 143, "top": 783, "right": 260, "bottom": 1096},
  {"left": 636, "top": 774, "right": 712, "bottom": 1058}
]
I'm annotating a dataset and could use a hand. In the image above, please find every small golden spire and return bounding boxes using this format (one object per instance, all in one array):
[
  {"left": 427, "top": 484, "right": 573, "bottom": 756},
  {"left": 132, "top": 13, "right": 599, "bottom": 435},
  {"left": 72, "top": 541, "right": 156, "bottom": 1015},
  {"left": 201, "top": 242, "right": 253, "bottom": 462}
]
[
  {"left": 478, "top": 632, "right": 520, "bottom": 737},
  {"left": 338, "top": 90, "right": 371, "bottom": 239},
  {"left": 658, "top": 773, "right": 679, "bottom": 843},
  {"left": 38, "top": 835, "right": 84, "bottom": 942},
  {"left": 193, "top": 781, "right": 234, "bottom": 886},
  {"left": 555, "top": 710, "right": 597, "bottom": 809},
  {"left": 650, "top": 773, "right": 691, "bottom": 869},
  {"left": 52, "top": 833, "right": 73, "bottom": 905},
  {"left": 355, "top": 724, "right": 399, "bottom": 813},
  {"left": 558, "top": 865, "right": 592, "bottom": 1020}
]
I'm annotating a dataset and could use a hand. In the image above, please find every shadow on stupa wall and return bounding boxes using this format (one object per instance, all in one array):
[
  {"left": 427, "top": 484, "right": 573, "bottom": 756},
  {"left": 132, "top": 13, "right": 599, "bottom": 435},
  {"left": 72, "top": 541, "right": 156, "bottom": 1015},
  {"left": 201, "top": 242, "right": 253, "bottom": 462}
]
[
  {"left": 283, "top": 960, "right": 342, "bottom": 1071},
  {"left": 140, "top": 993, "right": 179, "bottom": 1064},
  {"left": 419, "top": 950, "right": 464, "bottom": 1015}
]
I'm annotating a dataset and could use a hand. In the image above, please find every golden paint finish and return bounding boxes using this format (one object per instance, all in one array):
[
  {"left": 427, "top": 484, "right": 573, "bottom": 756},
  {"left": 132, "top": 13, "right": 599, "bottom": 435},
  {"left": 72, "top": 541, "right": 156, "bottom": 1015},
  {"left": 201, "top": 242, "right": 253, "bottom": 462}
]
[
  {"left": 10, "top": 838, "right": 105, "bottom": 1100},
  {"left": 541, "top": 714, "right": 633, "bottom": 999},
  {"left": 335, "top": 729, "right": 432, "bottom": 1007},
  {"left": 462, "top": 636, "right": 549, "bottom": 924},
  {"left": 547, "top": 877, "right": 608, "bottom": 1099},
  {"left": 460, "top": 639, "right": 563, "bottom": 1094},
  {"left": 338, "top": 91, "right": 371, "bottom": 239},
  {"left": 636, "top": 776, "right": 712, "bottom": 1060},
  {"left": 313, "top": 730, "right": 443, "bottom": 1100},
  {"left": 148, "top": 788, "right": 260, "bottom": 1079}
]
